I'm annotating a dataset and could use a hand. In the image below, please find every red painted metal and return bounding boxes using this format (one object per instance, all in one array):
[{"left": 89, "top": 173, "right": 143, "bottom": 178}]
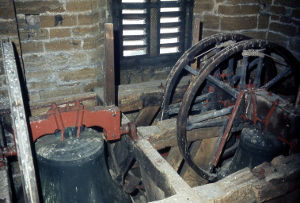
[
  {"left": 250, "top": 90, "right": 262, "bottom": 124},
  {"left": 264, "top": 99, "right": 279, "bottom": 129},
  {"left": 30, "top": 102, "right": 126, "bottom": 142},
  {"left": 212, "top": 90, "right": 245, "bottom": 167}
]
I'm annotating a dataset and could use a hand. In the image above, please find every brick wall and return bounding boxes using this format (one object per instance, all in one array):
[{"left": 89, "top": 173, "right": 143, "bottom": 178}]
[
  {"left": 0, "top": 0, "right": 107, "bottom": 109},
  {"left": 194, "top": 0, "right": 300, "bottom": 60}
]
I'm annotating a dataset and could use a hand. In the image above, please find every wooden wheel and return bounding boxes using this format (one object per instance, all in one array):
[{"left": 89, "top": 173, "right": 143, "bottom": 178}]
[{"left": 176, "top": 39, "right": 299, "bottom": 181}]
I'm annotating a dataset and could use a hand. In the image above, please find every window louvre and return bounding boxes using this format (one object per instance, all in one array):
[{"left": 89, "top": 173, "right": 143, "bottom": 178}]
[
  {"left": 120, "top": 0, "right": 149, "bottom": 57},
  {"left": 114, "top": 0, "right": 193, "bottom": 68}
]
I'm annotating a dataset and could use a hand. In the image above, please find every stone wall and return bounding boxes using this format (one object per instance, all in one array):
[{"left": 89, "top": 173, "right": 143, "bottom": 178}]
[
  {"left": 0, "top": 0, "right": 107, "bottom": 109},
  {"left": 194, "top": 0, "right": 300, "bottom": 60}
]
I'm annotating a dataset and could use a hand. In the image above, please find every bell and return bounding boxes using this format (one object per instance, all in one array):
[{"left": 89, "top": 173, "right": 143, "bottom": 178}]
[
  {"left": 35, "top": 127, "right": 131, "bottom": 203},
  {"left": 228, "top": 127, "right": 285, "bottom": 175}
]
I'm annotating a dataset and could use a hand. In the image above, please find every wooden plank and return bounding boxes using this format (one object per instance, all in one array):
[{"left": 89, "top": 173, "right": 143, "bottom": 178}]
[
  {"left": 139, "top": 117, "right": 221, "bottom": 150},
  {"left": 2, "top": 41, "right": 40, "bottom": 203},
  {"left": 104, "top": 23, "right": 116, "bottom": 106},
  {"left": 135, "top": 106, "right": 160, "bottom": 126},
  {"left": 180, "top": 137, "right": 219, "bottom": 187}
]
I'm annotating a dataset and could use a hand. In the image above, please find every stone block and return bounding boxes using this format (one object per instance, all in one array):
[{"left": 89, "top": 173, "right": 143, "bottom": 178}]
[
  {"left": 15, "top": 1, "right": 64, "bottom": 14},
  {"left": 0, "top": 76, "right": 6, "bottom": 86},
  {"left": 202, "top": 30, "right": 220, "bottom": 38},
  {"left": 267, "top": 31, "right": 288, "bottom": 47},
  {"left": 292, "top": 9, "right": 300, "bottom": 19},
  {"left": 227, "top": 0, "right": 263, "bottom": 4},
  {"left": 50, "top": 28, "right": 71, "bottom": 38},
  {"left": 40, "top": 85, "right": 82, "bottom": 99},
  {"left": 270, "top": 6, "right": 286, "bottom": 15},
  {"left": 241, "top": 31, "right": 266, "bottom": 40},
  {"left": 45, "top": 39, "right": 81, "bottom": 51},
  {"left": 89, "top": 47, "right": 104, "bottom": 63},
  {"left": 58, "top": 68, "right": 97, "bottom": 82},
  {"left": 78, "top": 13, "right": 99, "bottom": 25},
  {"left": 40, "top": 15, "right": 77, "bottom": 28},
  {"left": 194, "top": 0, "right": 214, "bottom": 14},
  {"left": 271, "top": 15, "right": 280, "bottom": 21},
  {"left": 258, "top": 15, "right": 269, "bottom": 29},
  {"left": 0, "top": 1, "right": 15, "bottom": 19},
  {"left": 0, "top": 21, "right": 17, "bottom": 35},
  {"left": 274, "top": 0, "right": 300, "bottom": 8},
  {"left": 20, "top": 29, "right": 49, "bottom": 41},
  {"left": 25, "top": 14, "right": 40, "bottom": 30},
  {"left": 289, "top": 38, "right": 300, "bottom": 52},
  {"left": 203, "top": 15, "right": 219, "bottom": 30},
  {"left": 72, "top": 25, "right": 99, "bottom": 37},
  {"left": 26, "top": 70, "right": 55, "bottom": 82},
  {"left": 83, "top": 37, "right": 96, "bottom": 49},
  {"left": 98, "top": 0, "right": 106, "bottom": 8},
  {"left": 21, "top": 41, "right": 43, "bottom": 54},
  {"left": 221, "top": 16, "right": 257, "bottom": 30},
  {"left": 66, "top": 1, "right": 92, "bottom": 12},
  {"left": 99, "top": 9, "right": 106, "bottom": 19},
  {"left": 0, "top": 89, "right": 8, "bottom": 98},
  {"left": 67, "top": 52, "right": 90, "bottom": 67},
  {"left": 218, "top": 5, "right": 260, "bottom": 15},
  {"left": 280, "top": 16, "right": 292, "bottom": 24},
  {"left": 83, "top": 81, "right": 98, "bottom": 92},
  {"left": 28, "top": 91, "right": 40, "bottom": 102},
  {"left": 269, "top": 22, "right": 297, "bottom": 36},
  {"left": 46, "top": 53, "right": 70, "bottom": 68},
  {"left": 27, "top": 81, "right": 57, "bottom": 90},
  {"left": 23, "top": 54, "right": 48, "bottom": 70}
]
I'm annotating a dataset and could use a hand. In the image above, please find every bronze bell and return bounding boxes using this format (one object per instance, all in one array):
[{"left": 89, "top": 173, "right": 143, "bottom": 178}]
[{"left": 35, "top": 127, "right": 131, "bottom": 203}]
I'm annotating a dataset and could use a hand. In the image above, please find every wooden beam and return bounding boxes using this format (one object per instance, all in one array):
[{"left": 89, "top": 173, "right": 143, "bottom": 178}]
[
  {"left": 165, "top": 146, "right": 183, "bottom": 172},
  {"left": 191, "top": 17, "right": 202, "bottom": 70},
  {"left": 95, "top": 76, "right": 190, "bottom": 113},
  {"left": 180, "top": 137, "right": 219, "bottom": 187},
  {"left": 104, "top": 23, "right": 116, "bottom": 106},
  {"left": 135, "top": 106, "right": 160, "bottom": 126},
  {"left": 138, "top": 117, "right": 221, "bottom": 150}
]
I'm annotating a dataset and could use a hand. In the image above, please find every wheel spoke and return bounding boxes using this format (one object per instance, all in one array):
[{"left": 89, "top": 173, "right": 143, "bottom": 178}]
[
  {"left": 184, "top": 65, "right": 198, "bottom": 76},
  {"left": 262, "top": 67, "right": 292, "bottom": 89},
  {"left": 240, "top": 56, "right": 249, "bottom": 89},
  {"left": 168, "top": 92, "right": 213, "bottom": 116},
  {"left": 227, "top": 58, "right": 235, "bottom": 83},
  {"left": 187, "top": 106, "right": 233, "bottom": 130},
  {"left": 254, "top": 57, "right": 264, "bottom": 87},
  {"left": 207, "top": 75, "right": 239, "bottom": 98},
  {"left": 248, "top": 58, "right": 260, "bottom": 72},
  {"left": 187, "top": 117, "right": 228, "bottom": 130}
]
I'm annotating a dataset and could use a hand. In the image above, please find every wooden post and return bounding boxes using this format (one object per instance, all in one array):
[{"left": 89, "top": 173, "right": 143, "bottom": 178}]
[
  {"left": 191, "top": 18, "right": 202, "bottom": 70},
  {"left": 2, "top": 41, "right": 40, "bottom": 203},
  {"left": 104, "top": 23, "right": 116, "bottom": 106}
]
